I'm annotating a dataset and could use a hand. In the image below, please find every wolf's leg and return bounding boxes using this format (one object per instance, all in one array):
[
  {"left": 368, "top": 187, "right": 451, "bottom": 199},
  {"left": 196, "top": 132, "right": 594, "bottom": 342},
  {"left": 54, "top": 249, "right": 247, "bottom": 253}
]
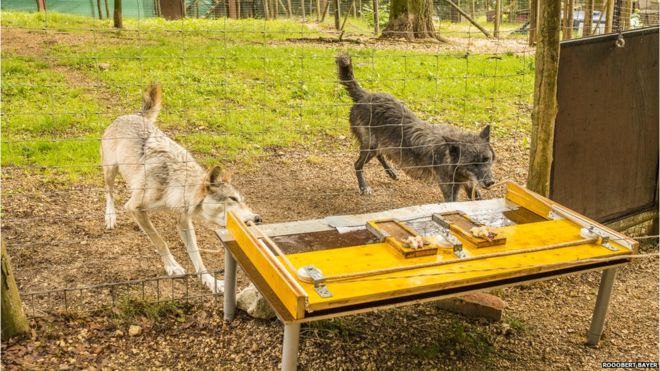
[
  {"left": 177, "top": 215, "right": 223, "bottom": 294},
  {"left": 464, "top": 182, "right": 482, "bottom": 200},
  {"left": 354, "top": 149, "right": 377, "bottom": 195},
  {"left": 377, "top": 154, "right": 398, "bottom": 180},
  {"left": 127, "top": 203, "right": 186, "bottom": 276},
  {"left": 440, "top": 183, "right": 460, "bottom": 202},
  {"left": 103, "top": 164, "right": 119, "bottom": 229}
]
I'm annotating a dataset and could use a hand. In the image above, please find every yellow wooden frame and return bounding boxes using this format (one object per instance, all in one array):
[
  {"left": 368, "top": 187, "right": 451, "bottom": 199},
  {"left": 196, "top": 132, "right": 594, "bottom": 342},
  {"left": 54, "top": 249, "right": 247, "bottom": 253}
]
[
  {"left": 226, "top": 212, "right": 307, "bottom": 320},
  {"left": 225, "top": 183, "right": 638, "bottom": 321}
]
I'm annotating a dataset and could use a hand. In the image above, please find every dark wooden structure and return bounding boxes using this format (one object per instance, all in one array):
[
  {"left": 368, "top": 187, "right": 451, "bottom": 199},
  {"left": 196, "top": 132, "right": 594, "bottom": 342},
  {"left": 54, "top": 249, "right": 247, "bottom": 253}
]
[{"left": 550, "top": 27, "right": 659, "bottom": 223}]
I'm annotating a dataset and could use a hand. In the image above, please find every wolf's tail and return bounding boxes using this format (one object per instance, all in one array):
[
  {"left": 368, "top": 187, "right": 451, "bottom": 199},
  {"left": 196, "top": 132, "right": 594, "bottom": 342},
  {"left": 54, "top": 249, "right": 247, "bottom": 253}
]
[
  {"left": 141, "top": 82, "right": 162, "bottom": 124},
  {"left": 336, "top": 53, "right": 368, "bottom": 102}
]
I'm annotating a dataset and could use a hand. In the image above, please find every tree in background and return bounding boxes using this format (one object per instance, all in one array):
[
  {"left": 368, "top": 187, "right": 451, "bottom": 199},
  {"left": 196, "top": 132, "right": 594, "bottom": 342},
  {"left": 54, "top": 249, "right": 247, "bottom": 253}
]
[
  {"left": 382, "top": 0, "right": 448, "bottom": 41},
  {"left": 113, "top": 0, "right": 123, "bottom": 28}
]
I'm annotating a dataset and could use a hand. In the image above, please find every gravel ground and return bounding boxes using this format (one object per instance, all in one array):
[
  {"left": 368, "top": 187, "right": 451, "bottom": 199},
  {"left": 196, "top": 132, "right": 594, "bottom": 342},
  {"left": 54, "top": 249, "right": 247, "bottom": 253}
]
[{"left": 2, "top": 145, "right": 659, "bottom": 370}]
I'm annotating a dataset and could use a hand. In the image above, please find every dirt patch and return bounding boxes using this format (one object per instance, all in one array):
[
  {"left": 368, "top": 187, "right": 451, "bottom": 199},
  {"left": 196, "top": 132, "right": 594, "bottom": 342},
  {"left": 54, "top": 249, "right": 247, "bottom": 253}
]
[
  {"left": 2, "top": 28, "right": 125, "bottom": 109},
  {"left": 268, "top": 34, "right": 532, "bottom": 55},
  {"left": 2, "top": 27, "right": 152, "bottom": 57}
]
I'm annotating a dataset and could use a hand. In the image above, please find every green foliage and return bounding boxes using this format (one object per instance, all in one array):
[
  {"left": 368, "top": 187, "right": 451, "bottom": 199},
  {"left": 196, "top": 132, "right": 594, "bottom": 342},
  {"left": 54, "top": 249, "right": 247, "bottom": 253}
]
[
  {"left": 112, "top": 297, "right": 191, "bottom": 324},
  {"left": 506, "top": 316, "right": 529, "bottom": 334},
  {"left": 411, "top": 319, "right": 496, "bottom": 361},
  {"left": 361, "top": 1, "right": 389, "bottom": 30}
]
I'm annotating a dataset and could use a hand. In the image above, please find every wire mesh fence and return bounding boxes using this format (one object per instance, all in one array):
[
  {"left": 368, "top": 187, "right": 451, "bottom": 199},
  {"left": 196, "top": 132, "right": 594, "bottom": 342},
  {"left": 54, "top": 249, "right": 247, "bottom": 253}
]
[{"left": 1, "top": 0, "right": 657, "bottom": 318}]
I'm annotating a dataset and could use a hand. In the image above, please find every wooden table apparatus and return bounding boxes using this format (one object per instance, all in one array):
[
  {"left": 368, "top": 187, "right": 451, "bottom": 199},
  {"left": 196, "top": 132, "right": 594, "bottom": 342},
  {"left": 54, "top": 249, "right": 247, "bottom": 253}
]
[{"left": 216, "top": 183, "right": 637, "bottom": 371}]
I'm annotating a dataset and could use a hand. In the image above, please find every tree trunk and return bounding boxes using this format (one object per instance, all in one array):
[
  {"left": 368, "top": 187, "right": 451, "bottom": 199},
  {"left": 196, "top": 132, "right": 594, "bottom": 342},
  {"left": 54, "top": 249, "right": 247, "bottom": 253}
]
[
  {"left": 1, "top": 242, "right": 30, "bottom": 341},
  {"left": 527, "top": 0, "right": 561, "bottom": 196},
  {"left": 228, "top": 0, "right": 238, "bottom": 18},
  {"left": 605, "top": 0, "right": 614, "bottom": 32},
  {"left": 113, "top": 0, "right": 123, "bottom": 28},
  {"left": 494, "top": 0, "right": 501, "bottom": 38},
  {"left": 97, "top": 0, "right": 103, "bottom": 19},
  {"left": 382, "top": 0, "right": 448, "bottom": 41},
  {"left": 372, "top": 0, "right": 380, "bottom": 34},
  {"left": 583, "top": 0, "right": 593, "bottom": 36},
  {"left": 529, "top": 0, "right": 537, "bottom": 45},
  {"left": 509, "top": 0, "right": 517, "bottom": 23},
  {"left": 562, "top": 0, "right": 573, "bottom": 40}
]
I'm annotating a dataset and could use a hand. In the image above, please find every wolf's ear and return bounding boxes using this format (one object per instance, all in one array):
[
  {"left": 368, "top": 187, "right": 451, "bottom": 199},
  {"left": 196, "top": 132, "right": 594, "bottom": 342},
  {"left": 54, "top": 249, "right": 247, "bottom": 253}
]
[
  {"left": 442, "top": 136, "right": 461, "bottom": 160},
  {"left": 479, "top": 125, "right": 491, "bottom": 141},
  {"left": 208, "top": 166, "right": 231, "bottom": 186}
]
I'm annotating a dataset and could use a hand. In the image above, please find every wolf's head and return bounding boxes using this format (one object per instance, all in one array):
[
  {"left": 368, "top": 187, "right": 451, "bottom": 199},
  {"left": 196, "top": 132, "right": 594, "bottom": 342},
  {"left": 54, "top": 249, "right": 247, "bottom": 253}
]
[
  {"left": 443, "top": 125, "right": 496, "bottom": 189},
  {"left": 197, "top": 166, "right": 262, "bottom": 227}
]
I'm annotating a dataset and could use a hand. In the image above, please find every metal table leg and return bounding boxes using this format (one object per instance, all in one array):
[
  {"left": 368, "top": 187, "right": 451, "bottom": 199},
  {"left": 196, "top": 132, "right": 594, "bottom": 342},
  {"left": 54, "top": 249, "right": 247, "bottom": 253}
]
[
  {"left": 224, "top": 248, "right": 237, "bottom": 321},
  {"left": 587, "top": 267, "right": 618, "bottom": 346},
  {"left": 281, "top": 322, "right": 301, "bottom": 371}
]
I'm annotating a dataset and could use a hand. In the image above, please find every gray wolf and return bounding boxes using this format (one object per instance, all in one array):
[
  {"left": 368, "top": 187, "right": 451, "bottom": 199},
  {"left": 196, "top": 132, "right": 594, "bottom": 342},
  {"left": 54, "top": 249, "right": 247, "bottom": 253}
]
[
  {"left": 336, "top": 53, "right": 496, "bottom": 202},
  {"left": 101, "top": 83, "right": 261, "bottom": 293}
]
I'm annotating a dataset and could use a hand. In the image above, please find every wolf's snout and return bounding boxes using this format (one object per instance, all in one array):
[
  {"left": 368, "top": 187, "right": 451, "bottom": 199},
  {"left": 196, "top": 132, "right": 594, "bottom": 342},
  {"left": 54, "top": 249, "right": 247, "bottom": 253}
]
[
  {"left": 253, "top": 215, "right": 263, "bottom": 224},
  {"left": 483, "top": 179, "right": 495, "bottom": 188}
]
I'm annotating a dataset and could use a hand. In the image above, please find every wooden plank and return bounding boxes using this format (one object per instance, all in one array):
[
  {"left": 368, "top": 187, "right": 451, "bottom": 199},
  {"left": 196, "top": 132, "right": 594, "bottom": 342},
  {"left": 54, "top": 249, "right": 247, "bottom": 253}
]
[
  {"left": 290, "top": 260, "right": 627, "bottom": 323},
  {"left": 285, "top": 218, "right": 631, "bottom": 312},
  {"left": 507, "top": 182, "right": 638, "bottom": 252},
  {"left": 226, "top": 213, "right": 307, "bottom": 319},
  {"left": 433, "top": 211, "right": 506, "bottom": 248},
  {"left": 505, "top": 182, "right": 552, "bottom": 219}
]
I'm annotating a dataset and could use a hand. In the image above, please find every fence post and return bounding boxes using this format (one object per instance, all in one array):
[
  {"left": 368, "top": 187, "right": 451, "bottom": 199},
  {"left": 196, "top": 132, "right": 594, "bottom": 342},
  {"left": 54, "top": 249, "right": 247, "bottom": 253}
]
[
  {"left": 334, "top": 0, "right": 341, "bottom": 29},
  {"left": 527, "top": 0, "right": 561, "bottom": 196},
  {"left": 1, "top": 241, "right": 30, "bottom": 341}
]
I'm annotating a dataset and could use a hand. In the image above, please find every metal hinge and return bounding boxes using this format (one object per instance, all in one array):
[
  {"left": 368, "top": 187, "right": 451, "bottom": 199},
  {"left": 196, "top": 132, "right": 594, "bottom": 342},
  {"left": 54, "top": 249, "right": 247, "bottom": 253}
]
[
  {"left": 298, "top": 265, "right": 333, "bottom": 298},
  {"left": 581, "top": 226, "right": 618, "bottom": 252}
]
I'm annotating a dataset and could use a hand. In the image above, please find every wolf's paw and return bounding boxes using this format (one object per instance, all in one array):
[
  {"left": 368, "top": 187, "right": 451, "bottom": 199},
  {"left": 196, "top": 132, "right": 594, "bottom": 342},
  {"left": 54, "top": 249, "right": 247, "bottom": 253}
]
[
  {"left": 202, "top": 275, "right": 224, "bottom": 294},
  {"left": 105, "top": 212, "right": 117, "bottom": 230},
  {"left": 164, "top": 263, "right": 186, "bottom": 276},
  {"left": 360, "top": 186, "right": 373, "bottom": 195},
  {"left": 387, "top": 170, "right": 399, "bottom": 180}
]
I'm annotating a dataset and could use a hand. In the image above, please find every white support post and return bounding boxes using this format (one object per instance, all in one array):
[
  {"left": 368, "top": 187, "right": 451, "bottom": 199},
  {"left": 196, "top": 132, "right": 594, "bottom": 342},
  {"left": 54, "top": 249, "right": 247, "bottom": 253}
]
[
  {"left": 224, "top": 248, "right": 237, "bottom": 321},
  {"left": 587, "top": 268, "right": 617, "bottom": 346},
  {"left": 281, "top": 322, "right": 301, "bottom": 371}
]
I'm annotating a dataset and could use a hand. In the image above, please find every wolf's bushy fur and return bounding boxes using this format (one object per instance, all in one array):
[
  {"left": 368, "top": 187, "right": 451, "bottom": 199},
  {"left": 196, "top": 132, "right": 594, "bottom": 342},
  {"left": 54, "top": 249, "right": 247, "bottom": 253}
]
[
  {"left": 336, "top": 53, "right": 496, "bottom": 202},
  {"left": 100, "top": 83, "right": 260, "bottom": 294}
]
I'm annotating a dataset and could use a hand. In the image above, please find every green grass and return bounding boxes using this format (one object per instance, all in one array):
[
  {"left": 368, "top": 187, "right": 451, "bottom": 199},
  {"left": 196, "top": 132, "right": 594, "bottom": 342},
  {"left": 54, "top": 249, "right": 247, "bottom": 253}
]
[
  {"left": 411, "top": 319, "right": 496, "bottom": 361},
  {"left": 112, "top": 297, "right": 191, "bottom": 324},
  {"left": 1, "top": 11, "right": 533, "bottom": 179}
]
